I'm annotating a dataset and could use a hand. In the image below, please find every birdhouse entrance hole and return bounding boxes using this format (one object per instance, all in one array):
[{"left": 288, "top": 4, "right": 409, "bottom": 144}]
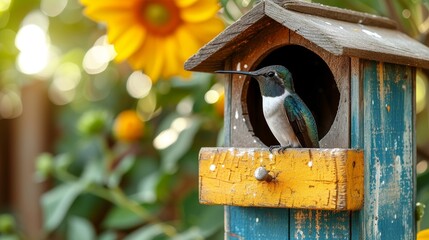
[{"left": 242, "top": 45, "right": 340, "bottom": 146}]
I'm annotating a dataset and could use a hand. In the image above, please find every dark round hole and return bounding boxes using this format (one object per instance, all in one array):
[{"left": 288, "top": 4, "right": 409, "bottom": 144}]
[{"left": 243, "top": 45, "right": 340, "bottom": 146}]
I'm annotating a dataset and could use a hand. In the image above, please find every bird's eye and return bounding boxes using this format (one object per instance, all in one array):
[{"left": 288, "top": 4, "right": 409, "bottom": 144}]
[{"left": 267, "top": 71, "right": 275, "bottom": 77}]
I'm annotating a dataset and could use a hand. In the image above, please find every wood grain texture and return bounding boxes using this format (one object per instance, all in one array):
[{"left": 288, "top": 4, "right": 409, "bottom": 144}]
[
  {"left": 350, "top": 57, "right": 363, "bottom": 240},
  {"left": 199, "top": 147, "right": 364, "bottom": 211},
  {"left": 265, "top": 1, "right": 429, "bottom": 69},
  {"left": 290, "top": 209, "right": 350, "bottom": 239},
  {"left": 280, "top": 0, "right": 397, "bottom": 29},
  {"left": 361, "top": 61, "right": 415, "bottom": 239},
  {"left": 185, "top": 1, "right": 429, "bottom": 72}
]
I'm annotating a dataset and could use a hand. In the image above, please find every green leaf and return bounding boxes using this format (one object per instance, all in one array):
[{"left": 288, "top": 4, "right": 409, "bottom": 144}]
[
  {"left": 41, "top": 183, "right": 84, "bottom": 231},
  {"left": 81, "top": 157, "right": 105, "bottom": 184},
  {"left": 181, "top": 190, "right": 223, "bottom": 238},
  {"left": 102, "top": 206, "right": 143, "bottom": 230},
  {"left": 67, "top": 216, "right": 96, "bottom": 240},
  {"left": 160, "top": 117, "right": 202, "bottom": 173},
  {"left": 107, "top": 155, "right": 136, "bottom": 188},
  {"left": 98, "top": 231, "right": 117, "bottom": 240},
  {"left": 156, "top": 172, "right": 174, "bottom": 202},
  {"left": 0, "top": 235, "right": 19, "bottom": 240},
  {"left": 135, "top": 172, "right": 161, "bottom": 203},
  {"left": 123, "top": 224, "right": 166, "bottom": 240},
  {"left": 123, "top": 157, "right": 158, "bottom": 195},
  {"left": 171, "top": 227, "right": 204, "bottom": 240}
]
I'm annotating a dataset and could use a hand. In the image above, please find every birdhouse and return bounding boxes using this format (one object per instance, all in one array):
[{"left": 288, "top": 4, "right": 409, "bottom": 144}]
[{"left": 185, "top": 0, "right": 429, "bottom": 239}]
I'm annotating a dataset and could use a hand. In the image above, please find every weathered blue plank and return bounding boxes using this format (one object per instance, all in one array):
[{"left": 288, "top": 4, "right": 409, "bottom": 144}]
[
  {"left": 289, "top": 209, "right": 350, "bottom": 239},
  {"left": 350, "top": 57, "right": 363, "bottom": 240},
  {"left": 225, "top": 206, "right": 289, "bottom": 239},
  {"left": 362, "top": 60, "right": 415, "bottom": 239}
]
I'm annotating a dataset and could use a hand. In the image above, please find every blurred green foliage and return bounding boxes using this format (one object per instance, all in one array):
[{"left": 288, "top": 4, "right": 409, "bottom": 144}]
[{"left": 1, "top": 0, "right": 429, "bottom": 239}]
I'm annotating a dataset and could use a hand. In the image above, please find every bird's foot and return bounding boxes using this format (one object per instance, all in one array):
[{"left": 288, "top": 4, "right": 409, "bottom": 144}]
[{"left": 269, "top": 145, "right": 291, "bottom": 154}]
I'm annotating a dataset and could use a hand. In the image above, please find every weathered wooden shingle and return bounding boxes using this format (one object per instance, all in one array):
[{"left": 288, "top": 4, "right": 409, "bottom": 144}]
[{"left": 185, "top": 0, "right": 429, "bottom": 71}]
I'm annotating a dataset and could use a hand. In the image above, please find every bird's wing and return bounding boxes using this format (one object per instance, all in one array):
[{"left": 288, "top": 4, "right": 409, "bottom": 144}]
[{"left": 284, "top": 95, "right": 320, "bottom": 148}]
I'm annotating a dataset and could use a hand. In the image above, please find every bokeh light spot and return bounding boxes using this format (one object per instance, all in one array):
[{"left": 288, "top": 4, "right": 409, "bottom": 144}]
[
  {"left": 0, "top": 90, "right": 23, "bottom": 119},
  {"left": 416, "top": 70, "right": 427, "bottom": 114},
  {"left": 41, "top": 0, "right": 68, "bottom": 17},
  {"left": 126, "top": 71, "right": 152, "bottom": 99},
  {"left": 417, "top": 160, "right": 428, "bottom": 175},
  {"left": 0, "top": 0, "right": 11, "bottom": 12},
  {"left": 53, "top": 62, "right": 81, "bottom": 91},
  {"left": 83, "top": 35, "right": 116, "bottom": 75},
  {"left": 204, "top": 90, "right": 220, "bottom": 104}
]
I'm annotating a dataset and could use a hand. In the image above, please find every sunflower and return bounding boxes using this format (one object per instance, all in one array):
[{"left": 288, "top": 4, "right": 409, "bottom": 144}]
[{"left": 80, "top": 0, "right": 224, "bottom": 81}]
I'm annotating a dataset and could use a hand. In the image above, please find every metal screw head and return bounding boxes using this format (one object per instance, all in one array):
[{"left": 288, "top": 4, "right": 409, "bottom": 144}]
[
  {"left": 254, "top": 166, "right": 268, "bottom": 181},
  {"left": 254, "top": 166, "right": 274, "bottom": 182}
]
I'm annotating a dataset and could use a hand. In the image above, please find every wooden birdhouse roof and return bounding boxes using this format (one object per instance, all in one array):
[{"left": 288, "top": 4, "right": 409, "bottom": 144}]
[{"left": 185, "top": 0, "right": 429, "bottom": 72}]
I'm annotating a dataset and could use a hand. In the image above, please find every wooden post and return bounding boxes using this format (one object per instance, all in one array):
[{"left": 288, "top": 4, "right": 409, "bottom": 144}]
[{"left": 356, "top": 60, "right": 415, "bottom": 239}]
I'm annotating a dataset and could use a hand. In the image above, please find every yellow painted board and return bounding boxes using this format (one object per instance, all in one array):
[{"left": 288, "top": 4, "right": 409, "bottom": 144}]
[{"left": 199, "top": 147, "right": 364, "bottom": 211}]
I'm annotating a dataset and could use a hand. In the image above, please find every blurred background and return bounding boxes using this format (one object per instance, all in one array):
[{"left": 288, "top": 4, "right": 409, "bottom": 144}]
[{"left": 1, "top": 0, "right": 429, "bottom": 239}]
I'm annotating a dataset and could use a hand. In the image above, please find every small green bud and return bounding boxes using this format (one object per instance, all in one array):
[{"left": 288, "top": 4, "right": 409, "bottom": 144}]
[
  {"left": 0, "top": 214, "right": 15, "bottom": 234},
  {"left": 416, "top": 202, "right": 426, "bottom": 222},
  {"left": 35, "top": 153, "right": 54, "bottom": 179},
  {"left": 77, "top": 110, "right": 109, "bottom": 136}
]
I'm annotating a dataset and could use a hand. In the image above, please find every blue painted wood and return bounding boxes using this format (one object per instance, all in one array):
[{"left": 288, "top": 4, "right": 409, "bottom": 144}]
[
  {"left": 361, "top": 60, "right": 415, "bottom": 239},
  {"left": 350, "top": 57, "right": 363, "bottom": 240},
  {"left": 225, "top": 207, "right": 289, "bottom": 239},
  {"left": 289, "top": 209, "right": 349, "bottom": 239}
]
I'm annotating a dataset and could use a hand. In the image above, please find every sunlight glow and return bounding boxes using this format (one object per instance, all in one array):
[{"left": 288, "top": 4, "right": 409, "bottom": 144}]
[
  {"left": 204, "top": 83, "right": 224, "bottom": 104},
  {"left": 137, "top": 92, "right": 158, "bottom": 121},
  {"left": 0, "top": 89, "right": 23, "bottom": 119},
  {"left": 0, "top": 0, "right": 11, "bottom": 12},
  {"left": 153, "top": 128, "right": 179, "bottom": 150},
  {"left": 41, "top": 0, "right": 68, "bottom": 17},
  {"left": 204, "top": 90, "right": 220, "bottom": 104},
  {"left": 153, "top": 117, "right": 191, "bottom": 150},
  {"left": 176, "top": 97, "right": 193, "bottom": 115},
  {"left": 49, "top": 84, "right": 75, "bottom": 105},
  {"left": 417, "top": 160, "right": 428, "bottom": 175},
  {"left": 52, "top": 62, "right": 81, "bottom": 91},
  {"left": 15, "top": 24, "right": 50, "bottom": 75},
  {"left": 416, "top": 71, "right": 427, "bottom": 114},
  {"left": 83, "top": 35, "right": 116, "bottom": 75},
  {"left": 127, "top": 71, "right": 152, "bottom": 99}
]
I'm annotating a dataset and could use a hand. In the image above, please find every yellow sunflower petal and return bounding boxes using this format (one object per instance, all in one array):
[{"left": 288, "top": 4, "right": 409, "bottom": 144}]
[
  {"left": 114, "top": 25, "right": 146, "bottom": 62},
  {"left": 142, "top": 37, "right": 164, "bottom": 81},
  {"left": 81, "top": 0, "right": 221, "bottom": 81},
  {"left": 162, "top": 36, "right": 181, "bottom": 77},
  {"left": 178, "top": 68, "right": 192, "bottom": 79},
  {"left": 107, "top": 23, "right": 129, "bottom": 43},
  {"left": 174, "top": 0, "right": 198, "bottom": 8},
  {"left": 80, "top": 0, "right": 136, "bottom": 8},
  {"left": 175, "top": 26, "right": 202, "bottom": 62},
  {"left": 184, "top": 18, "right": 224, "bottom": 44},
  {"left": 180, "top": 0, "right": 220, "bottom": 23},
  {"left": 84, "top": 7, "right": 134, "bottom": 23},
  {"left": 128, "top": 35, "right": 154, "bottom": 70}
]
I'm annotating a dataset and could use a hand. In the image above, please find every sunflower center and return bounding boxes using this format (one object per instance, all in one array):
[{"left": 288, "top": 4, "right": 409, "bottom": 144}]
[
  {"left": 140, "top": 1, "right": 181, "bottom": 36},
  {"left": 144, "top": 3, "right": 170, "bottom": 26}
]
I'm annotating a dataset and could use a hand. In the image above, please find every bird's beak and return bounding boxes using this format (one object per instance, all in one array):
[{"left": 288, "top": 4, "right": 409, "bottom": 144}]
[{"left": 215, "top": 70, "right": 258, "bottom": 77}]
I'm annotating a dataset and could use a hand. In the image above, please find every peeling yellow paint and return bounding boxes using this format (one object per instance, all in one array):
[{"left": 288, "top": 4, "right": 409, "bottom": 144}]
[{"left": 199, "top": 147, "right": 364, "bottom": 210}]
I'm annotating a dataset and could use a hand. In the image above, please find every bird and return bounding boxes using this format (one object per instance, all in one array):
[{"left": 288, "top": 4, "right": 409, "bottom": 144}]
[{"left": 216, "top": 65, "right": 319, "bottom": 152}]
